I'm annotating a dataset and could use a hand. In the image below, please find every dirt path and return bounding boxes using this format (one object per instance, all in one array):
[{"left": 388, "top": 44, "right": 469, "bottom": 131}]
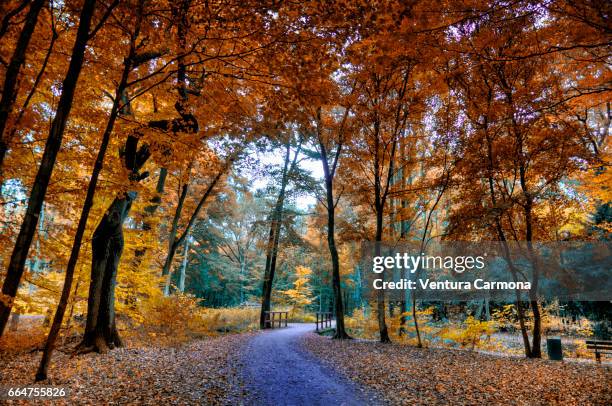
[{"left": 242, "top": 323, "right": 381, "bottom": 406}]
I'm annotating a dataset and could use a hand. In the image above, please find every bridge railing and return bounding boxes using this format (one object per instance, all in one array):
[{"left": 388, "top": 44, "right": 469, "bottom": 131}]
[
  {"left": 315, "top": 312, "right": 333, "bottom": 331},
  {"left": 264, "top": 311, "right": 288, "bottom": 329}
]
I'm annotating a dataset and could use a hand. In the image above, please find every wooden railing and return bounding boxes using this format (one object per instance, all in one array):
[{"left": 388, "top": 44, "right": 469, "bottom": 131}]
[
  {"left": 586, "top": 339, "right": 612, "bottom": 363},
  {"left": 264, "top": 311, "right": 288, "bottom": 329},
  {"left": 315, "top": 312, "right": 333, "bottom": 331}
]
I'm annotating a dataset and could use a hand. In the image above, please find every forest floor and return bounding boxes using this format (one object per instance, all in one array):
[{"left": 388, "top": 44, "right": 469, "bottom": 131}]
[
  {"left": 1, "top": 324, "right": 610, "bottom": 405},
  {"left": 302, "top": 333, "right": 612, "bottom": 405},
  {"left": 0, "top": 332, "right": 255, "bottom": 405}
]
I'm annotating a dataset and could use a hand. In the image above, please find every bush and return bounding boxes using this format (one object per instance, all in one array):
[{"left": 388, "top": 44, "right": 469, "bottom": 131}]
[
  {"left": 439, "top": 316, "right": 498, "bottom": 351},
  {"left": 126, "top": 293, "right": 259, "bottom": 347}
]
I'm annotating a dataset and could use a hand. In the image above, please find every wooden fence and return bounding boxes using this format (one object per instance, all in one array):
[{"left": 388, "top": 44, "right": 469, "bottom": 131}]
[
  {"left": 315, "top": 312, "right": 333, "bottom": 331},
  {"left": 264, "top": 311, "right": 288, "bottom": 328}
]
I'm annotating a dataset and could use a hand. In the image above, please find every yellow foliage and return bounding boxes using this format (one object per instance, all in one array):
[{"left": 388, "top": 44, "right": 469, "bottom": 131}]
[
  {"left": 125, "top": 292, "right": 259, "bottom": 347},
  {"left": 345, "top": 304, "right": 439, "bottom": 345},
  {"left": 389, "top": 306, "right": 438, "bottom": 347},
  {"left": 345, "top": 306, "right": 379, "bottom": 339},
  {"left": 279, "top": 266, "right": 313, "bottom": 318},
  {"left": 439, "top": 316, "right": 497, "bottom": 351}
]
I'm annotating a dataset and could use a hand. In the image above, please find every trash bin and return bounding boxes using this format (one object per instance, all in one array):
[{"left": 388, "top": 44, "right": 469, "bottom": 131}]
[{"left": 547, "top": 337, "right": 563, "bottom": 361}]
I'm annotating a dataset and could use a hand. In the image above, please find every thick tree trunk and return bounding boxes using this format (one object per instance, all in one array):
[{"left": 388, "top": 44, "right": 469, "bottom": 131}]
[
  {"left": 79, "top": 195, "right": 134, "bottom": 352},
  {"left": 0, "top": 0, "right": 45, "bottom": 174},
  {"left": 0, "top": 0, "right": 96, "bottom": 338}
]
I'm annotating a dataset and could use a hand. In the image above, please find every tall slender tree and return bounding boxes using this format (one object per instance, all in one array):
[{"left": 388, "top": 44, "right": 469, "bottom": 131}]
[{"left": 260, "top": 135, "right": 302, "bottom": 328}]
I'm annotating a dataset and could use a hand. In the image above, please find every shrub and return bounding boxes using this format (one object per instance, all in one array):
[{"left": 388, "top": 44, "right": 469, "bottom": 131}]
[
  {"left": 439, "top": 316, "right": 498, "bottom": 351},
  {"left": 125, "top": 293, "right": 259, "bottom": 347}
]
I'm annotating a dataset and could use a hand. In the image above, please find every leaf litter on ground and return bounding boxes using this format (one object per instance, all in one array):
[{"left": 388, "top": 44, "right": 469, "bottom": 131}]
[
  {"left": 301, "top": 333, "right": 611, "bottom": 405},
  {"left": 0, "top": 333, "right": 256, "bottom": 405}
]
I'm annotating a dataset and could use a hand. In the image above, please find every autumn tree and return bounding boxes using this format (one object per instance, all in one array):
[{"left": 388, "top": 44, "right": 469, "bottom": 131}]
[
  {"left": 0, "top": 0, "right": 100, "bottom": 337},
  {"left": 260, "top": 133, "right": 303, "bottom": 328},
  {"left": 445, "top": 3, "right": 600, "bottom": 357},
  {"left": 344, "top": 53, "right": 416, "bottom": 343},
  {"left": 311, "top": 103, "right": 353, "bottom": 339}
]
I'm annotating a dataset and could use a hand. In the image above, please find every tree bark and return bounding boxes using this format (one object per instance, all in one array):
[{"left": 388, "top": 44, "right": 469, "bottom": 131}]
[
  {"left": 375, "top": 208, "right": 391, "bottom": 343},
  {"left": 78, "top": 86, "right": 151, "bottom": 353},
  {"left": 372, "top": 116, "right": 392, "bottom": 343},
  {"left": 9, "top": 312, "right": 20, "bottom": 331},
  {"left": 162, "top": 180, "right": 189, "bottom": 295},
  {"left": 178, "top": 234, "right": 189, "bottom": 292},
  {"left": 316, "top": 107, "right": 351, "bottom": 339},
  {"left": 0, "top": 0, "right": 97, "bottom": 338},
  {"left": 132, "top": 168, "right": 167, "bottom": 269},
  {"left": 483, "top": 122, "right": 533, "bottom": 357},
  {"left": 0, "top": 0, "right": 45, "bottom": 174},
  {"left": 79, "top": 195, "right": 133, "bottom": 352},
  {"left": 324, "top": 175, "right": 350, "bottom": 339}
]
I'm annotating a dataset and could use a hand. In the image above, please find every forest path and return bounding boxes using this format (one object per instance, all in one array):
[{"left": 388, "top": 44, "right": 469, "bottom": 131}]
[{"left": 241, "top": 323, "right": 380, "bottom": 406}]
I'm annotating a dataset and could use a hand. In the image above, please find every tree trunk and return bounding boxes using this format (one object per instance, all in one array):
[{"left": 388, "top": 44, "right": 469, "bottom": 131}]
[
  {"left": 326, "top": 190, "right": 350, "bottom": 339},
  {"left": 0, "top": 0, "right": 45, "bottom": 174},
  {"left": 530, "top": 299, "right": 542, "bottom": 358},
  {"left": 523, "top": 198, "right": 542, "bottom": 358},
  {"left": 132, "top": 168, "right": 167, "bottom": 268},
  {"left": 316, "top": 106, "right": 350, "bottom": 339},
  {"left": 9, "top": 312, "right": 20, "bottom": 331},
  {"left": 79, "top": 195, "right": 134, "bottom": 353},
  {"left": 483, "top": 120, "right": 533, "bottom": 358},
  {"left": 0, "top": 0, "right": 97, "bottom": 338},
  {"left": 320, "top": 162, "right": 349, "bottom": 339},
  {"left": 411, "top": 287, "right": 422, "bottom": 347},
  {"left": 162, "top": 181, "right": 189, "bottom": 295},
  {"left": 260, "top": 143, "right": 292, "bottom": 329},
  {"left": 375, "top": 208, "right": 391, "bottom": 343},
  {"left": 178, "top": 234, "right": 189, "bottom": 292}
]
